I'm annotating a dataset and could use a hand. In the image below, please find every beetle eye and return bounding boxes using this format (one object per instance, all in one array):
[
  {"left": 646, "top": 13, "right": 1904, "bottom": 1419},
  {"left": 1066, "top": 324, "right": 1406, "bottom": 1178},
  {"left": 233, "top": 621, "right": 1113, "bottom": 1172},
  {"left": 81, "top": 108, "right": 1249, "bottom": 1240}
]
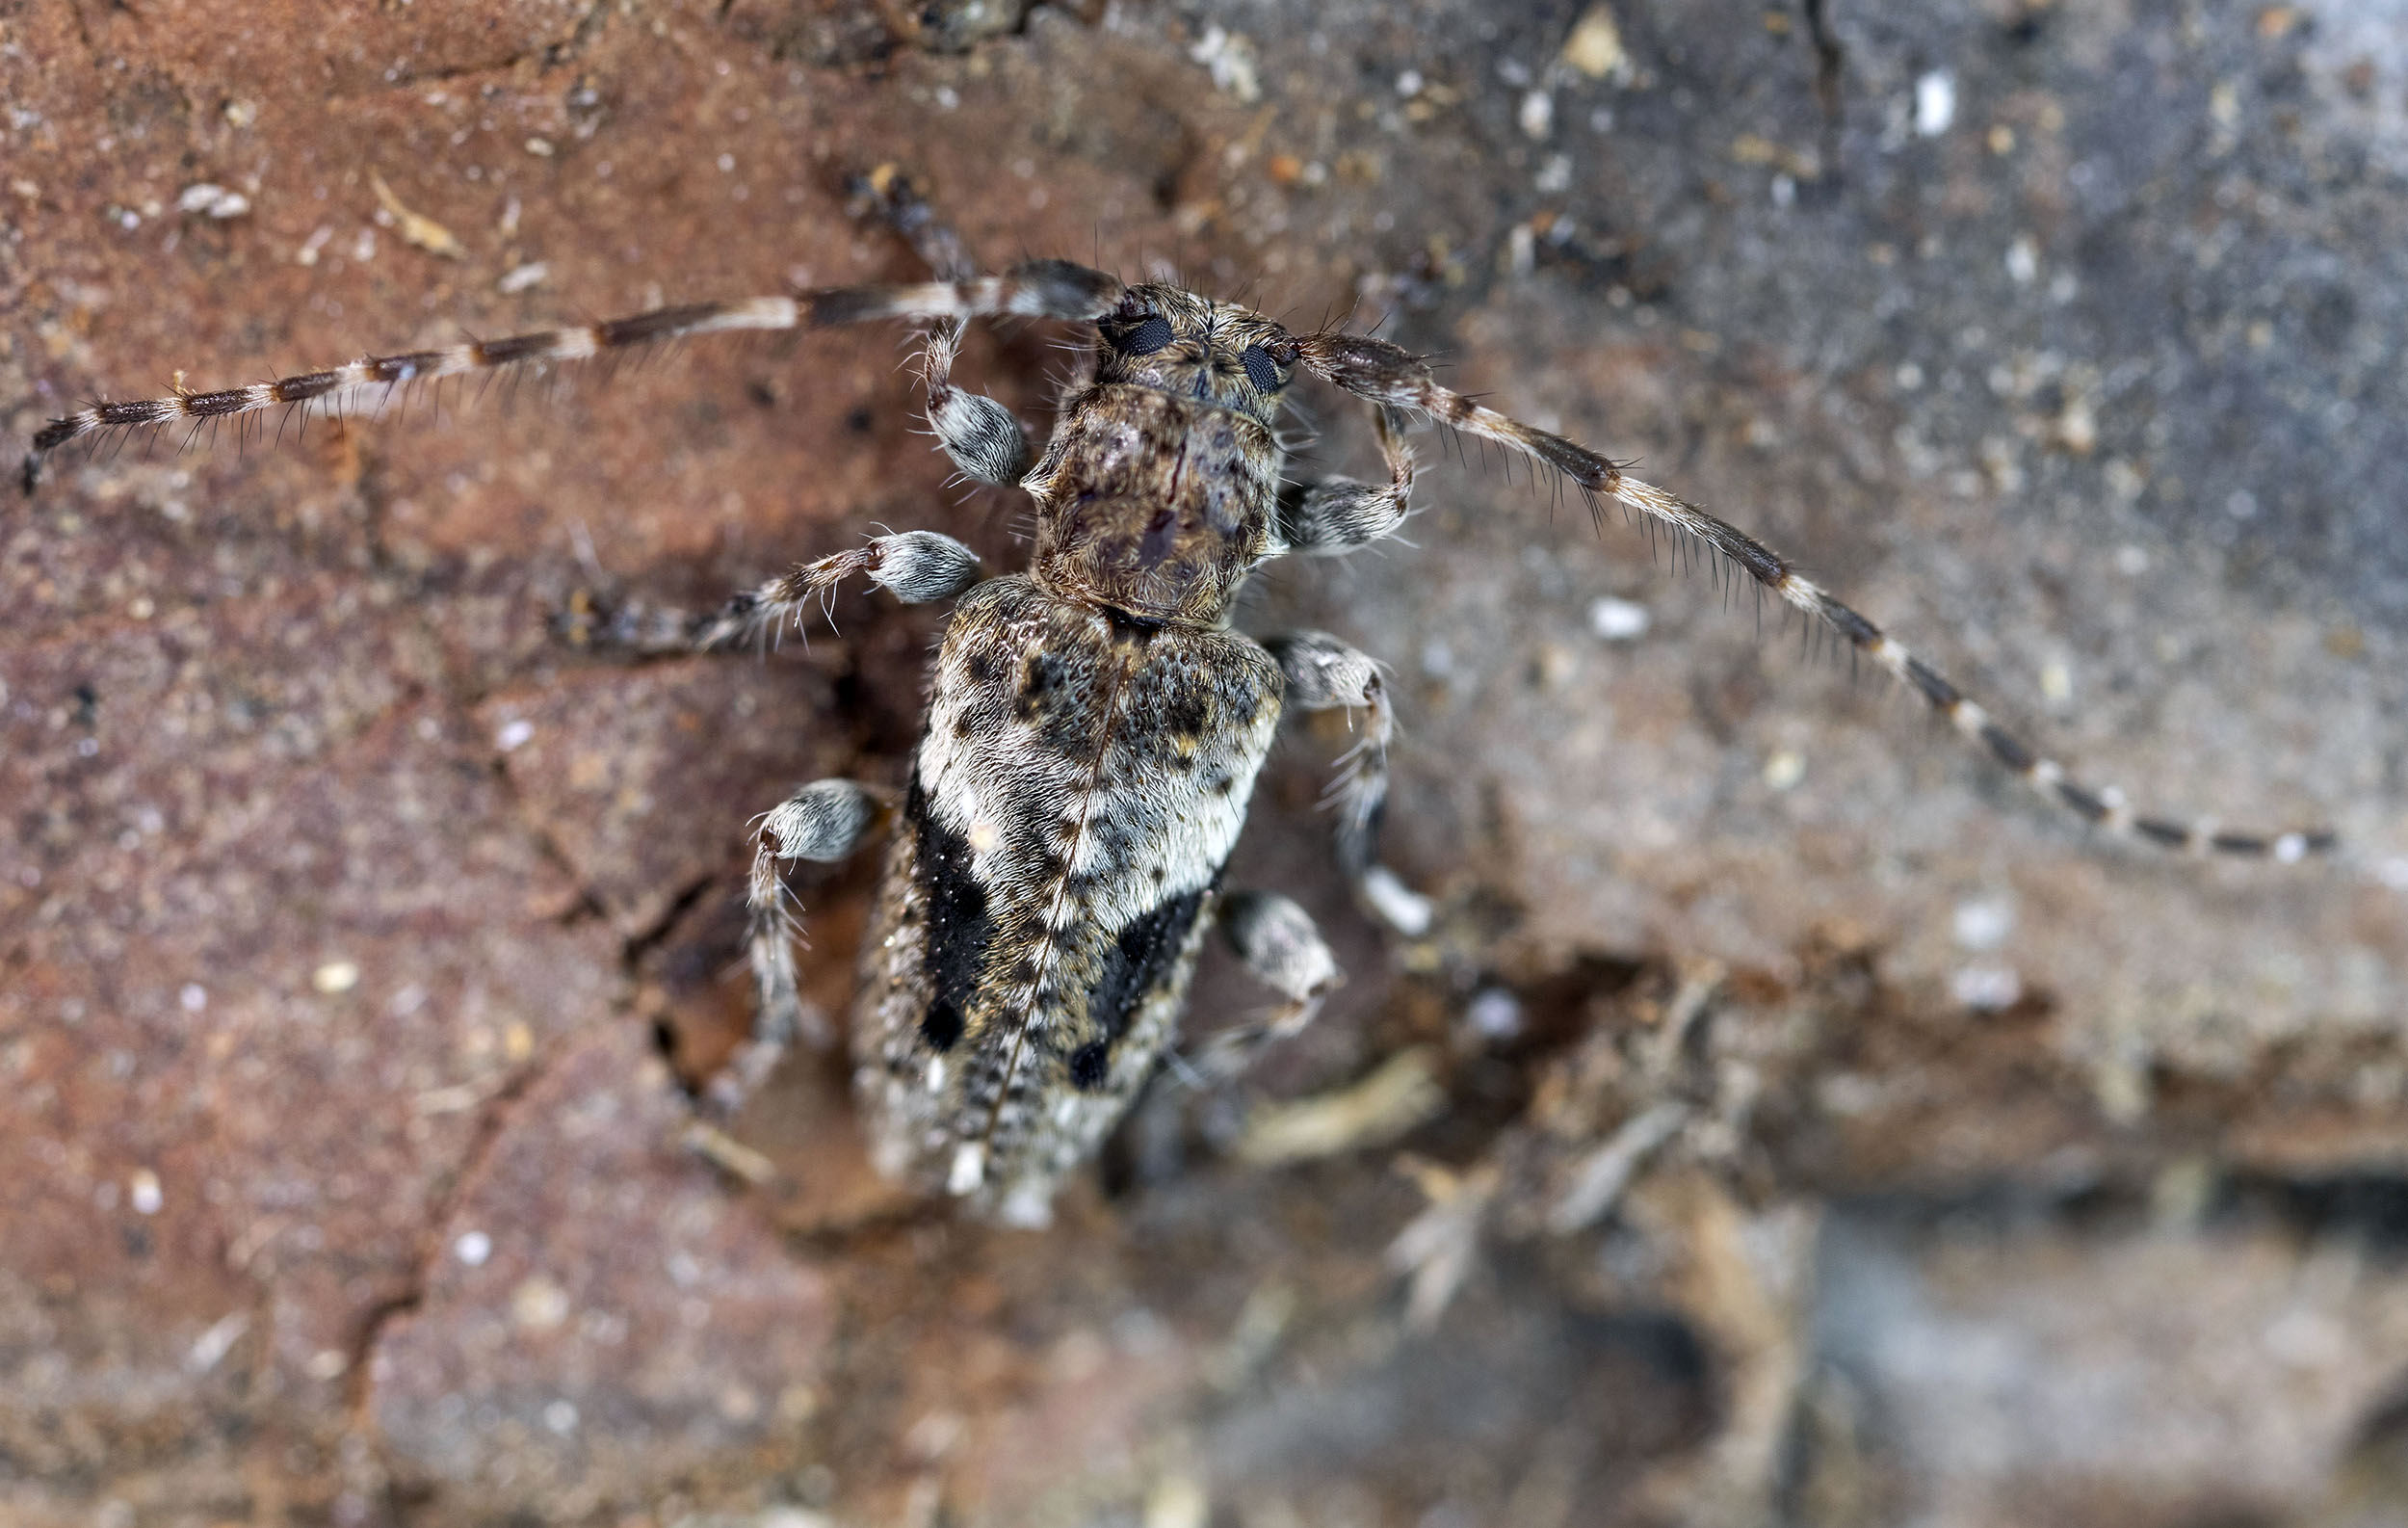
[
  {"left": 1117, "top": 315, "right": 1175, "bottom": 356},
  {"left": 1241, "top": 343, "right": 1284, "bottom": 392}
]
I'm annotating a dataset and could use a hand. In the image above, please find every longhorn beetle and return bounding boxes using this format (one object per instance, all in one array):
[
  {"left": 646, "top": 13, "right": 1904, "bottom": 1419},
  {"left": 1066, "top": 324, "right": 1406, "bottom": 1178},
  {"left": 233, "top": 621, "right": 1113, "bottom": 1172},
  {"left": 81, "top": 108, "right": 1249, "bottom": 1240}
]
[{"left": 21, "top": 184, "right": 2335, "bottom": 1225}]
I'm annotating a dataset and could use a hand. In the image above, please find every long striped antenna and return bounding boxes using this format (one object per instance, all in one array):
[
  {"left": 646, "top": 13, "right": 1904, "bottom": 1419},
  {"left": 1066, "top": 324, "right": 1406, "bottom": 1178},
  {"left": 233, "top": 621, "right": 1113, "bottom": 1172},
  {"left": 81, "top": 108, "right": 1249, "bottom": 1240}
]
[
  {"left": 1296, "top": 329, "right": 2335, "bottom": 861},
  {"left": 20, "top": 262, "right": 1129, "bottom": 495}
]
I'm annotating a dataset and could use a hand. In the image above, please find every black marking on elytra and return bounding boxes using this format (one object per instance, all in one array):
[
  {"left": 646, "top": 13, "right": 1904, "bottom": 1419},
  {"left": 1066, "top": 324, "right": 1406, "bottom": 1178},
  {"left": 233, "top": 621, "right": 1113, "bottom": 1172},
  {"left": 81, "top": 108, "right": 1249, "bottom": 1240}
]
[
  {"left": 1073, "top": 881, "right": 1211, "bottom": 1093},
  {"left": 2135, "top": 817, "right": 2189, "bottom": 848},
  {"left": 1067, "top": 1041, "right": 1111, "bottom": 1090},
  {"left": 1018, "top": 651, "right": 1067, "bottom": 708},
  {"left": 907, "top": 776, "right": 991, "bottom": 1053},
  {"left": 1162, "top": 687, "right": 1210, "bottom": 743},
  {"left": 921, "top": 998, "right": 965, "bottom": 1052}
]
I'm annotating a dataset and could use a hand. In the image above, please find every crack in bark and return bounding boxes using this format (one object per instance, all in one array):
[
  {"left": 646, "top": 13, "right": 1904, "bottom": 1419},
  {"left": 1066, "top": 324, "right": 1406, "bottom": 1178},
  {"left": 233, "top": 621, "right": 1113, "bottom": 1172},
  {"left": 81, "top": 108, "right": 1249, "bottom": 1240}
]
[
  {"left": 1800, "top": 0, "right": 1846, "bottom": 127},
  {"left": 342, "top": 1050, "right": 556, "bottom": 1425}
]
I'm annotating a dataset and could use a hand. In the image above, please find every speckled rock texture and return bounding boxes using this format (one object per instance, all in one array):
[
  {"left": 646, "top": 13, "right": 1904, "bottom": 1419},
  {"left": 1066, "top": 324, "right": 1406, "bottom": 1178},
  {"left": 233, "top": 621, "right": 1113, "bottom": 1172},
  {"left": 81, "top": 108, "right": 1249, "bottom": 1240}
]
[{"left": 4, "top": 1, "right": 2405, "bottom": 1524}]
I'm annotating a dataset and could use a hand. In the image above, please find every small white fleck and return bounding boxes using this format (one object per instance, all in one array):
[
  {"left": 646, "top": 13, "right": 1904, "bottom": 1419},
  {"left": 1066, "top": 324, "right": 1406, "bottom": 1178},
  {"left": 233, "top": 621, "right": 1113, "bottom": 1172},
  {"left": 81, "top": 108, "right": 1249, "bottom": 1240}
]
[
  {"left": 998, "top": 1184, "right": 1055, "bottom": 1228},
  {"left": 495, "top": 260, "right": 549, "bottom": 295},
  {"left": 2005, "top": 234, "right": 2038, "bottom": 284},
  {"left": 305, "top": 1348, "right": 350, "bottom": 1381},
  {"left": 716, "top": 151, "right": 735, "bottom": 172},
  {"left": 2040, "top": 660, "right": 2073, "bottom": 704},
  {"left": 1507, "top": 222, "right": 1535, "bottom": 277},
  {"left": 1519, "top": 89, "right": 1555, "bottom": 141},
  {"left": 312, "top": 960, "right": 359, "bottom": 994},
  {"left": 2113, "top": 544, "right": 2150, "bottom": 576},
  {"left": 185, "top": 1311, "right": 249, "bottom": 1374},
  {"left": 2226, "top": 488, "right": 2259, "bottom": 520},
  {"left": 1770, "top": 172, "right": 1795, "bottom": 209},
  {"left": 1362, "top": 864, "right": 1434, "bottom": 937},
  {"left": 523, "top": 136, "right": 554, "bottom": 157},
  {"left": 948, "top": 1142, "right": 987, "bottom": 1196},
  {"left": 179, "top": 983, "right": 208, "bottom": 1014},
  {"left": 1465, "top": 987, "right": 1524, "bottom": 1041},
  {"left": 1561, "top": 6, "right": 1629, "bottom": 82},
  {"left": 543, "top": 1399, "right": 580, "bottom": 1435},
  {"left": 512, "top": 1276, "right": 570, "bottom": 1330},
  {"left": 2376, "top": 856, "right": 2408, "bottom": 890},
  {"left": 1534, "top": 153, "right": 1573, "bottom": 195},
  {"left": 1950, "top": 963, "right": 2022, "bottom": 1011},
  {"left": 129, "top": 1169, "right": 163, "bottom": 1215},
  {"left": 1189, "top": 26, "right": 1263, "bottom": 103},
  {"left": 1144, "top": 1474, "right": 1211, "bottom": 1528},
  {"left": 1819, "top": 1072, "right": 1885, "bottom": 1117},
  {"left": 1914, "top": 70, "right": 1956, "bottom": 137},
  {"left": 175, "top": 183, "right": 250, "bottom": 219},
  {"left": 454, "top": 1229, "right": 492, "bottom": 1266},
  {"left": 1396, "top": 68, "right": 1425, "bottom": 97},
  {"left": 496, "top": 718, "right": 535, "bottom": 751},
  {"left": 1588, "top": 595, "right": 1651, "bottom": 641},
  {"left": 1764, "top": 750, "right": 1807, "bottom": 790},
  {"left": 1952, "top": 897, "right": 2015, "bottom": 951},
  {"left": 933, "top": 85, "right": 959, "bottom": 111}
]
